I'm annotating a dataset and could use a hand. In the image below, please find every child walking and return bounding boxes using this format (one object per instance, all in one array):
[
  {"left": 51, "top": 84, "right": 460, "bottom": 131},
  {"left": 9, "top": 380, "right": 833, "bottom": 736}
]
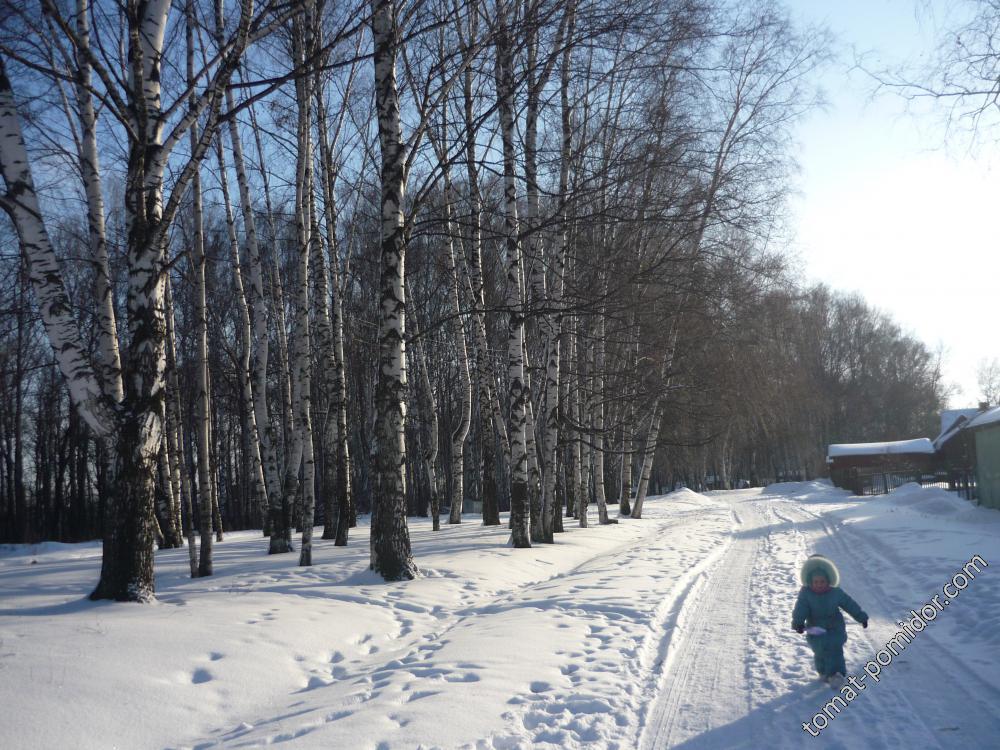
[{"left": 791, "top": 554, "right": 869, "bottom": 687}]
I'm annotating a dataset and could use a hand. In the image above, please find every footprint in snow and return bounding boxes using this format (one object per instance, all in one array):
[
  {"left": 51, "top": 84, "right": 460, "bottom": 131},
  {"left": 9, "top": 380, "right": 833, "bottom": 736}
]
[{"left": 405, "top": 690, "right": 441, "bottom": 703}]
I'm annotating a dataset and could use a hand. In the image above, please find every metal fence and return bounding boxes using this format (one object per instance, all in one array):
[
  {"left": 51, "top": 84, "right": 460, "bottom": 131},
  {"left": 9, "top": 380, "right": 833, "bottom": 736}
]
[
  {"left": 946, "top": 470, "right": 978, "bottom": 501},
  {"left": 838, "top": 468, "right": 978, "bottom": 499}
]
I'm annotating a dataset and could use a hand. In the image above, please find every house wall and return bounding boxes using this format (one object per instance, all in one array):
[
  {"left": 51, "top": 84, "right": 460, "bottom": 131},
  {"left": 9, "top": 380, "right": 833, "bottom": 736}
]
[{"left": 974, "top": 425, "right": 1000, "bottom": 510}]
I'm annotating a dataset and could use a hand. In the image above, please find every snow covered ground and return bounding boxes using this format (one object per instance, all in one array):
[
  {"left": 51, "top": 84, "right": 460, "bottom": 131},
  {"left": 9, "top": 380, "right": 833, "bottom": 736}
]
[{"left": 2, "top": 482, "right": 998, "bottom": 749}]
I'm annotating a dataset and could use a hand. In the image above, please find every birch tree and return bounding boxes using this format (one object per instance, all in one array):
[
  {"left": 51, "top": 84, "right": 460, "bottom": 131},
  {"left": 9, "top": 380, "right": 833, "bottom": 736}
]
[
  {"left": 494, "top": 0, "right": 531, "bottom": 548},
  {"left": 370, "top": 0, "right": 418, "bottom": 579},
  {"left": 0, "top": 0, "right": 278, "bottom": 598}
]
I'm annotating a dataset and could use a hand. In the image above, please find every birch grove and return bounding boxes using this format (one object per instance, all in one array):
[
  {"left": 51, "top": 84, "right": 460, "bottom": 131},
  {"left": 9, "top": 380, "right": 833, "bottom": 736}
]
[{"left": 0, "top": 0, "right": 947, "bottom": 598}]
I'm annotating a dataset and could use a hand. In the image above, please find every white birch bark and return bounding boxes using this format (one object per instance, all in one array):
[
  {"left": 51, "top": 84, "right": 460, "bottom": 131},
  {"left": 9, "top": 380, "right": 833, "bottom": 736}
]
[
  {"left": 630, "top": 337, "right": 676, "bottom": 519},
  {"left": 370, "top": 0, "right": 417, "bottom": 579},
  {"left": 214, "top": 138, "right": 269, "bottom": 530},
  {"left": 618, "top": 395, "right": 634, "bottom": 517},
  {"left": 296, "top": 195, "right": 317, "bottom": 567},
  {"left": 454, "top": 2, "right": 506, "bottom": 525},
  {"left": 428, "top": 80, "right": 472, "bottom": 527},
  {"left": 523, "top": 335, "right": 543, "bottom": 540},
  {"left": 313, "top": 80, "right": 354, "bottom": 544},
  {"left": 222, "top": 77, "right": 283, "bottom": 544},
  {"left": 591, "top": 314, "right": 614, "bottom": 524},
  {"left": 165, "top": 274, "right": 198, "bottom": 574},
  {"left": 495, "top": 9, "right": 530, "bottom": 548},
  {"left": 443, "top": 172, "right": 472, "bottom": 526},
  {"left": 74, "top": 0, "right": 124, "bottom": 406},
  {"left": 413, "top": 334, "right": 441, "bottom": 530},
  {"left": 291, "top": 15, "right": 316, "bottom": 567},
  {"left": 4, "top": 0, "right": 256, "bottom": 598},
  {"left": 522, "top": 5, "right": 567, "bottom": 542},
  {"left": 191, "top": 144, "right": 214, "bottom": 576},
  {"left": 248, "top": 105, "right": 295, "bottom": 549},
  {"left": 543, "top": 3, "right": 574, "bottom": 535},
  {"left": 315, "top": 110, "right": 354, "bottom": 542},
  {"left": 577, "top": 329, "right": 591, "bottom": 528},
  {"left": 0, "top": 60, "right": 116, "bottom": 438}
]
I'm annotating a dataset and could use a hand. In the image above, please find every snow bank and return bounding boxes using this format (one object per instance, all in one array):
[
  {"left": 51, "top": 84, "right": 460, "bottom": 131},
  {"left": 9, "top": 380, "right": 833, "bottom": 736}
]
[
  {"left": 883, "top": 482, "right": 981, "bottom": 519},
  {"left": 0, "top": 540, "right": 102, "bottom": 560},
  {"left": 661, "top": 487, "right": 717, "bottom": 505}
]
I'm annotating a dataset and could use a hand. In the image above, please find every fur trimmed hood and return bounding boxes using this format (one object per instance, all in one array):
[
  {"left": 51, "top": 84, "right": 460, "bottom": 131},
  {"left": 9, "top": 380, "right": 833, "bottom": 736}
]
[{"left": 799, "top": 555, "right": 839, "bottom": 588}]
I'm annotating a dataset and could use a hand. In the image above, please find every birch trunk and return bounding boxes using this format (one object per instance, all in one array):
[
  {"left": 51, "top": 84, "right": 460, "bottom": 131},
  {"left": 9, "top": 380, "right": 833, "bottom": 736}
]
[
  {"left": 523, "top": 25, "right": 545, "bottom": 544},
  {"left": 0, "top": 61, "right": 115, "bottom": 438},
  {"left": 562, "top": 307, "right": 578, "bottom": 521},
  {"left": 370, "top": 0, "right": 417, "bottom": 579},
  {"left": 214, "top": 138, "right": 268, "bottom": 529},
  {"left": 165, "top": 275, "right": 198, "bottom": 575},
  {"left": 543, "top": 3, "right": 573, "bottom": 536},
  {"left": 4, "top": 0, "right": 254, "bottom": 597},
  {"left": 208, "top": 366, "right": 223, "bottom": 542},
  {"left": 522, "top": 330, "right": 542, "bottom": 539},
  {"left": 618, "top": 401, "right": 633, "bottom": 517},
  {"left": 414, "top": 335, "right": 440, "bottom": 530},
  {"left": 155, "top": 445, "right": 181, "bottom": 547},
  {"left": 248, "top": 106, "right": 294, "bottom": 551},
  {"left": 293, "top": 16, "right": 317, "bottom": 567},
  {"left": 427, "top": 96, "right": 473, "bottom": 526},
  {"left": 314, "top": 85, "right": 353, "bottom": 544},
  {"left": 630, "top": 350, "right": 673, "bottom": 519},
  {"left": 74, "top": 0, "right": 124, "bottom": 407},
  {"left": 592, "top": 313, "right": 614, "bottom": 524},
  {"left": 192, "top": 152, "right": 213, "bottom": 576},
  {"left": 443, "top": 178, "right": 472, "bottom": 525},
  {"left": 577, "top": 330, "right": 590, "bottom": 528},
  {"left": 457, "top": 7, "right": 505, "bottom": 526},
  {"left": 222, "top": 80, "right": 282, "bottom": 543},
  {"left": 522, "top": 8, "right": 567, "bottom": 543},
  {"left": 495, "top": 12, "right": 530, "bottom": 548}
]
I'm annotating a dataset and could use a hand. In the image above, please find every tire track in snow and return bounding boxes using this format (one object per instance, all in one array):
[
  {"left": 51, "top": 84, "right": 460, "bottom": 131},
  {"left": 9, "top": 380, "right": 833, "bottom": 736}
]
[{"left": 638, "top": 491, "right": 763, "bottom": 749}]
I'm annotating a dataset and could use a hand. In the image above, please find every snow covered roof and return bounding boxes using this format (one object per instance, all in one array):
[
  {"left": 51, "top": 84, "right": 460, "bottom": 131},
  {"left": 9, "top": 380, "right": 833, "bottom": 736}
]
[
  {"left": 940, "top": 408, "right": 983, "bottom": 435},
  {"left": 933, "top": 417, "right": 969, "bottom": 450},
  {"left": 827, "top": 438, "right": 935, "bottom": 460},
  {"left": 967, "top": 406, "right": 1000, "bottom": 430}
]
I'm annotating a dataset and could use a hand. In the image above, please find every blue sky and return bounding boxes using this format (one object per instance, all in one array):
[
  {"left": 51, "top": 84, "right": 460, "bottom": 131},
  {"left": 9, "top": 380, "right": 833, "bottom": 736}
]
[{"left": 785, "top": 0, "right": 996, "bottom": 408}]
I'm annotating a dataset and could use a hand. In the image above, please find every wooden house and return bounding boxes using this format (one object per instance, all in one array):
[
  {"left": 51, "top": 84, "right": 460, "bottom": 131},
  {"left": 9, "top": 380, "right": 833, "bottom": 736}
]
[
  {"left": 827, "top": 439, "right": 936, "bottom": 495},
  {"left": 932, "top": 410, "right": 981, "bottom": 498},
  {"left": 967, "top": 407, "right": 1000, "bottom": 510}
]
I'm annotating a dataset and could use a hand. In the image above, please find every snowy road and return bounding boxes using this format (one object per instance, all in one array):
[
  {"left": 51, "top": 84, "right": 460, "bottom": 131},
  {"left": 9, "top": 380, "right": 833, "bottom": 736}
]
[
  {"left": 639, "top": 492, "right": 762, "bottom": 748},
  {"left": 2, "top": 482, "right": 999, "bottom": 749},
  {"left": 639, "top": 487, "right": 1000, "bottom": 750}
]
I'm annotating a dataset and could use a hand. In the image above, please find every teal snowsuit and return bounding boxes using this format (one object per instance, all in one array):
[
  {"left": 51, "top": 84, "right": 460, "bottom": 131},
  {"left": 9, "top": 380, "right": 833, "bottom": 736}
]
[{"left": 792, "top": 586, "right": 868, "bottom": 677}]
